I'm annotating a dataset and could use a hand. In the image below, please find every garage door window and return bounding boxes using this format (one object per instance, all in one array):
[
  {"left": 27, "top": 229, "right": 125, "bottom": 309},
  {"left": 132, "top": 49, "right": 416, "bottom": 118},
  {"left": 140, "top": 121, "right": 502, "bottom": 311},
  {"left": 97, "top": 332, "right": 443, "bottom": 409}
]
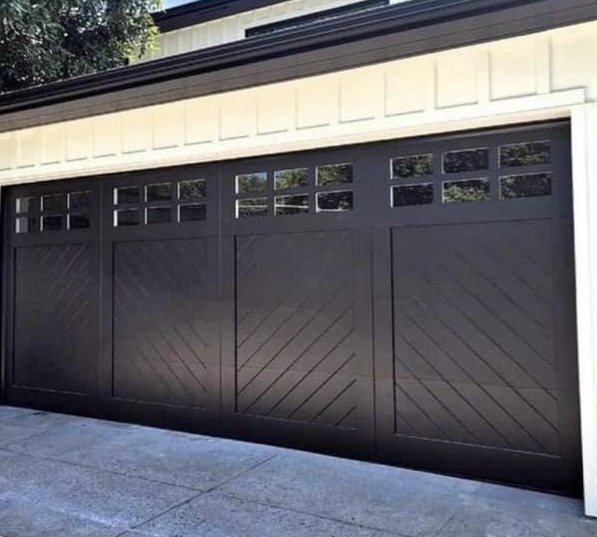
[
  {"left": 179, "top": 179, "right": 207, "bottom": 200},
  {"left": 499, "top": 141, "right": 551, "bottom": 167},
  {"left": 237, "top": 197, "right": 268, "bottom": 218},
  {"left": 391, "top": 154, "right": 433, "bottom": 179},
  {"left": 236, "top": 173, "right": 267, "bottom": 194},
  {"left": 443, "top": 178, "right": 490, "bottom": 203},
  {"left": 392, "top": 184, "right": 434, "bottom": 207},
  {"left": 500, "top": 173, "right": 552, "bottom": 199},
  {"left": 146, "top": 183, "right": 172, "bottom": 202},
  {"left": 274, "top": 168, "right": 309, "bottom": 190},
  {"left": 15, "top": 196, "right": 40, "bottom": 233},
  {"left": 443, "top": 148, "right": 489, "bottom": 174}
]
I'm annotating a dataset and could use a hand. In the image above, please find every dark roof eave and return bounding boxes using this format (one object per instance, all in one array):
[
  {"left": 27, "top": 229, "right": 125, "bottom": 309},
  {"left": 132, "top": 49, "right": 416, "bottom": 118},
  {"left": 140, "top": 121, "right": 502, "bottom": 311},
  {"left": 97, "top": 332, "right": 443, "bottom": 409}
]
[{"left": 0, "top": 0, "right": 593, "bottom": 116}]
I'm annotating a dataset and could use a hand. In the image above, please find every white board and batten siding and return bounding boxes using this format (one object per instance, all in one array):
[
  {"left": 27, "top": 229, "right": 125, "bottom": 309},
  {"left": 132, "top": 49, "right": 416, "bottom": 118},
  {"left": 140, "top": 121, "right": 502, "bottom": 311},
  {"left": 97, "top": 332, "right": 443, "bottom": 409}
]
[{"left": 1, "top": 10, "right": 597, "bottom": 517}]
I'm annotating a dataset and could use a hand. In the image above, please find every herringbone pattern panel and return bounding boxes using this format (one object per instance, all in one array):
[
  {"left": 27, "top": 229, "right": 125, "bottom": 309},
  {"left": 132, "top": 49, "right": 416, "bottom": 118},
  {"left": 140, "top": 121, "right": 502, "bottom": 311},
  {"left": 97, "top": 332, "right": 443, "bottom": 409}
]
[
  {"left": 14, "top": 244, "right": 96, "bottom": 394},
  {"left": 235, "top": 231, "right": 357, "bottom": 428},
  {"left": 393, "top": 221, "right": 561, "bottom": 455},
  {"left": 114, "top": 239, "right": 215, "bottom": 409}
]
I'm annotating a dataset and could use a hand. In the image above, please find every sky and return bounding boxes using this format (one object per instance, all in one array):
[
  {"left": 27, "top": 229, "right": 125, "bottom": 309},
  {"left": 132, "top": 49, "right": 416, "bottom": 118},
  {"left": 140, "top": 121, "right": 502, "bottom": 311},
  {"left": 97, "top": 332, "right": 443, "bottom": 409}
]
[{"left": 162, "top": 0, "right": 195, "bottom": 8}]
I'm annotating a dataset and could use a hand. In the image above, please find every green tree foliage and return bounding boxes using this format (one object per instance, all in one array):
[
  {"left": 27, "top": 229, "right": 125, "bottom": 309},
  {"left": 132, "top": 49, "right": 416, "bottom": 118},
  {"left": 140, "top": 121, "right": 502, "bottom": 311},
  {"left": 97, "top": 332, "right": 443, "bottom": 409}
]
[{"left": 0, "top": 0, "right": 162, "bottom": 93}]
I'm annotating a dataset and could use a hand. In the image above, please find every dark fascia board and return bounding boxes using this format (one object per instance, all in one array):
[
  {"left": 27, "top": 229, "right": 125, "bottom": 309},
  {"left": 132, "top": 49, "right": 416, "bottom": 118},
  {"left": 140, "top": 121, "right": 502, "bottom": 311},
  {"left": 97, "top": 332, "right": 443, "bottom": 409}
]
[
  {"left": 153, "top": 0, "right": 292, "bottom": 32},
  {"left": 0, "top": 0, "right": 596, "bottom": 118}
]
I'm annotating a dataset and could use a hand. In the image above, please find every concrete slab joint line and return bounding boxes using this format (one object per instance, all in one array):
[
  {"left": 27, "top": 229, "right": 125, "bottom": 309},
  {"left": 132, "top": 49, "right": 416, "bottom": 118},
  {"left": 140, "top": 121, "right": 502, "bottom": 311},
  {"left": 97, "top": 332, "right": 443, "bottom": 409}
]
[{"left": 0, "top": 407, "right": 595, "bottom": 537}]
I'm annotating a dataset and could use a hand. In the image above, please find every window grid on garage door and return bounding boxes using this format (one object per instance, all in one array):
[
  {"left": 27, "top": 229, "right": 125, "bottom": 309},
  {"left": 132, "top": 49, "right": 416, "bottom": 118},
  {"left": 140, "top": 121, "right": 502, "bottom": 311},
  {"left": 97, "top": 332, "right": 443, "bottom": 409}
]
[
  {"left": 112, "top": 178, "right": 208, "bottom": 227},
  {"left": 389, "top": 139, "right": 553, "bottom": 208},
  {"left": 15, "top": 189, "right": 92, "bottom": 234},
  {"left": 234, "top": 162, "right": 355, "bottom": 218}
]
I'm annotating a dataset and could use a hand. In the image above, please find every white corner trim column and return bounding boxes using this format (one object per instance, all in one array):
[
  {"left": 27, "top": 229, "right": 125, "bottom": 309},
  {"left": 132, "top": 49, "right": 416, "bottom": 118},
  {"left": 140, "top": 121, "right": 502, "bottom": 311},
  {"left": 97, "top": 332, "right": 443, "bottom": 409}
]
[{"left": 571, "top": 103, "right": 597, "bottom": 518}]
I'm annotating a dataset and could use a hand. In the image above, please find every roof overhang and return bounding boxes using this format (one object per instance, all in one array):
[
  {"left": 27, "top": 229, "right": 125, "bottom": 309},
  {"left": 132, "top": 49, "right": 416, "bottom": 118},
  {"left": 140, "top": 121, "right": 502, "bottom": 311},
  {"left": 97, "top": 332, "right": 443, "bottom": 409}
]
[{"left": 1, "top": 0, "right": 596, "bottom": 127}]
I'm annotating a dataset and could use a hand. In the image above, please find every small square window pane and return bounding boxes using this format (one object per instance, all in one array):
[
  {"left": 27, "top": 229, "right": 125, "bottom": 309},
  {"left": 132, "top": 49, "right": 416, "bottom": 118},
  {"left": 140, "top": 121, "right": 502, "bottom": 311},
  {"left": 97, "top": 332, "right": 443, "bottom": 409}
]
[
  {"left": 499, "top": 141, "right": 551, "bottom": 168},
  {"left": 236, "top": 198, "right": 268, "bottom": 219},
  {"left": 114, "top": 186, "right": 141, "bottom": 205},
  {"left": 114, "top": 209, "right": 140, "bottom": 227},
  {"left": 392, "top": 184, "right": 434, "bottom": 207},
  {"left": 179, "top": 179, "right": 207, "bottom": 200},
  {"left": 15, "top": 216, "right": 39, "bottom": 234},
  {"left": 275, "top": 195, "right": 309, "bottom": 216},
  {"left": 146, "top": 183, "right": 172, "bottom": 202},
  {"left": 317, "top": 191, "right": 353, "bottom": 212},
  {"left": 392, "top": 155, "right": 433, "bottom": 179},
  {"left": 146, "top": 207, "right": 172, "bottom": 224},
  {"left": 16, "top": 196, "right": 38, "bottom": 214},
  {"left": 316, "top": 164, "right": 353, "bottom": 186},
  {"left": 69, "top": 191, "right": 91, "bottom": 211},
  {"left": 500, "top": 173, "right": 552, "bottom": 199},
  {"left": 274, "top": 169, "right": 309, "bottom": 190},
  {"left": 42, "top": 194, "right": 66, "bottom": 213},
  {"left": 236, "top": 173, "right": 267, "bottom": 194},
  {"left": 443, "top": 148, "right": 489, "bottom": 174},
  {"left": 42, "top": 215, "right": 64, "bottom": 231},
  {"left": 443, "top": 179, "right": 490, "bottom": 203},
  {"left": 69, "top": 214, "right": 91, "bottom": 230},
  {"left": 179, "top": 203, "right": 207, "bottom": 222}
]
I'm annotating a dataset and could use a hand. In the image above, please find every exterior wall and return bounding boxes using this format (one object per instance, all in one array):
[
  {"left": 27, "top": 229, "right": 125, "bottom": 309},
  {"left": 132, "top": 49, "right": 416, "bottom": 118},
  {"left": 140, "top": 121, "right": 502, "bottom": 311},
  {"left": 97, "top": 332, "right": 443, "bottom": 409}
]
[
  {"left": 0, "top": 21, "right": 595, "bottom": 186},
  {"left": 1, "top": 16, "right": 597, "bottom": 516},
  {"left": 143, "top": 0, "right": 407, "bottom": 61}
]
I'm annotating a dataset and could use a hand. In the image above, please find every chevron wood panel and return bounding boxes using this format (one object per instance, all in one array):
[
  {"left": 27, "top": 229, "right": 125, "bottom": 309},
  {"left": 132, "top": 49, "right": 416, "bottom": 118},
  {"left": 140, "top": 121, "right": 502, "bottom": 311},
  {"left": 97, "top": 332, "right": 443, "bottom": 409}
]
[
  {"left": 113, "top": 239, "right": 217, "bottom": 409},
  {"left": 392, "top": 221, "right": 562, "bottom": 456},
  {"left": 14, "top": 243, "right": 97, "bottom": 394},
  {"left": 235, "top": 231, "right": 358, "bottom": 429}
]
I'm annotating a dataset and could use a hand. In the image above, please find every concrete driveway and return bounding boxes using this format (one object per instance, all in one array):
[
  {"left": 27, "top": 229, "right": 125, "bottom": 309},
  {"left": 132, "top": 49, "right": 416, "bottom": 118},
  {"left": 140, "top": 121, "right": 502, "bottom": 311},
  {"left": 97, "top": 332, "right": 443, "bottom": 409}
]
[{"left": 0, "top": 405, "right": 595, "bottom": 537}]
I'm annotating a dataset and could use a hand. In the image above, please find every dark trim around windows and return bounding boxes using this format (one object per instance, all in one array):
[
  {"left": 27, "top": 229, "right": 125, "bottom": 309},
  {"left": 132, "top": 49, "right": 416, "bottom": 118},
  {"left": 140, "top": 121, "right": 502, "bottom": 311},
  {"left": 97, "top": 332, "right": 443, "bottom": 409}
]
[
  {"left": 245, "top": 0, "right": 390, "bottom": 38},
  {"left": 0, "top": 0, "right": 596, "bottom": 130}
]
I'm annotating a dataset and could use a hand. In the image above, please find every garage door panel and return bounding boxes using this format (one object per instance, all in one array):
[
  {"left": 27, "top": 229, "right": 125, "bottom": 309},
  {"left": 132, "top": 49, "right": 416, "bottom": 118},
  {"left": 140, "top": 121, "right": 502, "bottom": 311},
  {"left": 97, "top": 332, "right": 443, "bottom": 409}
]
[
  {"left": 391, "top": 220, "right": 572, "bottom": 464},
  {"left": 417, "top": 230, "right": 554, "bottom": 359},
  {"left": 394, "top": 224, "right": 556, "bottom": 390},
  {"left": 113, "top": 238, "right": 219, "bottom": 410},
  {"left": 236, "top": 233, "right": 354, "bottom": 358},
  {"left": 394, "top": 310, "right": 475, "bottom": 384},
  {"left": 234, "top": 230, "right": 367, "bottom": 433},
  {"left": 14, "top": 243, "right": 98, "bottom": 395},
  {"left": 236, "top": 283, "right": 353, "bottom": 374},
  {"left": 395, "top": 378, "right": 559, "bottom": 455},
  {"left": 395, "top": 268, "right": 555, "bottom": 389}
]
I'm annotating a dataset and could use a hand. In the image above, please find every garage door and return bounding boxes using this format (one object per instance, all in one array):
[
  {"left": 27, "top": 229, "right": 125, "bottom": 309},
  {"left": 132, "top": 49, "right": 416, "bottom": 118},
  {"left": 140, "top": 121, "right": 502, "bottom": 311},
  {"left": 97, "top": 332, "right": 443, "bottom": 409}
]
[{"left": 1, "top": 122, "right": 581, "bottom": 494}]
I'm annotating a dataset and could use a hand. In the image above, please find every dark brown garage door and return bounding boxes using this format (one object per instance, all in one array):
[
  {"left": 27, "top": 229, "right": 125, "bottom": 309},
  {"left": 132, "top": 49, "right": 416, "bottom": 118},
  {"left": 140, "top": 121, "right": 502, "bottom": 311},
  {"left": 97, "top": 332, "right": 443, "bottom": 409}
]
[{"left": 1, "top": 122, "right": 581, "bottom": 494}]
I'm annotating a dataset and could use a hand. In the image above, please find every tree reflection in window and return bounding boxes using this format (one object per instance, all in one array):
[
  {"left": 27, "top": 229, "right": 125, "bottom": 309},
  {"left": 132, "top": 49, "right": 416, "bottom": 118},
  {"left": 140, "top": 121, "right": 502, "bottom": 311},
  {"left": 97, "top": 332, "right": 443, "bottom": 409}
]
[
  {"left": 499, "top": 141, "right": 551, "bottom": 168},
  {"left": 392, "top": 154, "right": 433, "bottom": 179},
  {"left": 317, "top": 191, "right": 353, "bottom": 212},
  {"left": 443, "top": 149, "right": 489, "bottom": 174},
  {"left": 443, "top": 179, "right": 490, "bottom": 203},
  {"left": 500, "top": 173, "right": 551, "bottom": 199},
  {"left": 316, "top": 164, "right": 353, "bottom": 186},
  {"left": 274, "top": 169, "right": 309, "bottom": 190},
  {"left": 236, "top": 173, "right": 267, "bottom": 194}
]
